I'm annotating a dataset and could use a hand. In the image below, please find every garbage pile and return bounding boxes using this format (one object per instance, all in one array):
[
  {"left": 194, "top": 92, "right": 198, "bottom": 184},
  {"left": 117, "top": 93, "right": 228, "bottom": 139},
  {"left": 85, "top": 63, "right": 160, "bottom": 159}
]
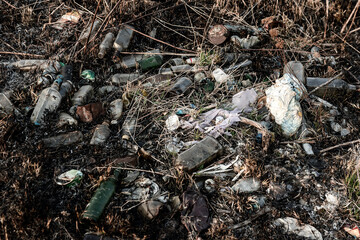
[{"left": 1, "top": 2, "right": 360, "bottom": 240}]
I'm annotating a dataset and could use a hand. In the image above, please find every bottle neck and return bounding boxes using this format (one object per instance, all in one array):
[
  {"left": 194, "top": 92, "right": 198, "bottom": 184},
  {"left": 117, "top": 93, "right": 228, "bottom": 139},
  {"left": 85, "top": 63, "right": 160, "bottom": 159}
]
[{"left": 51, "top": 75, "right": 63, "bottom": 90}]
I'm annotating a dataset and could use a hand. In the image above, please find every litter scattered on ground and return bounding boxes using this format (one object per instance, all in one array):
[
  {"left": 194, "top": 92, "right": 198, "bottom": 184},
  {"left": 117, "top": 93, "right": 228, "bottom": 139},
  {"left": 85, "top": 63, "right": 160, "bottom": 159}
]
[{"left": 1, "top": 1, "right": 360, "bottom": 239}]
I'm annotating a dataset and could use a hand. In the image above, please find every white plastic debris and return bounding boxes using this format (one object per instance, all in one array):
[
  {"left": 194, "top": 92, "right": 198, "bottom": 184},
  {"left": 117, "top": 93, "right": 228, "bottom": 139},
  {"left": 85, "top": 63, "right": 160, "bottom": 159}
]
[
  {"left": 57, "top": 113, "right": 78, "bottom": 128},
  {"left": 124, "top": 177, "right": 161, "bottom": 201},
  {"left": 194, "top": 72, "right": 206, "bottom": 82},
  {"left": 212, "top": 68, "right": 233, "bottom": 84},
  {"left": 232, "top": 177, "right": 260, "bottom": 193},
  {"left": 341, "top": 128, "right": 350, "bottom": 136},
  {"left": 165, "top": 138, "right": 184, "bottom": 154},
  {"left": 231, "top": 35, "right": 260, "bottom": 49},
  {"left": 204, "top": 179, "right": 216, "bottom": 193},
  {"left": 232, "top": 88, "right": 258, "bottom": 111},
  {"left": 180, "top": 89, "right": 257, "bottom": 138},
  {"left": 138, "top": 200, "right": 163, "bottom": 220},
  {"left": 215, "top": 115, "right": 224, "bottom": 125},
  {"left": 109, "top": 99, "right": 123, "bottom": 124},
  {"left": 302, "top": 143, "right": 314, "bottom": 155},
  {"left": 55, "top": 169, "right": 83, "bottom": 186},
  {"left": 315, "top": 192, "right": 340, "bottom": 213},
  {"left": 165, "top": 114, "right": 180, "bottom": 131},
  {"left": 265, "top": 73, "right": 307, "bottom": 136},
  {"left": 330, "top": 122, "right": 342, "bottom": 132},
  {"left": 273, "top": 217, "right": 323, "bottom": 240},
  {"left": 52, "top": 11, "right": 81, "bottom": 30}
]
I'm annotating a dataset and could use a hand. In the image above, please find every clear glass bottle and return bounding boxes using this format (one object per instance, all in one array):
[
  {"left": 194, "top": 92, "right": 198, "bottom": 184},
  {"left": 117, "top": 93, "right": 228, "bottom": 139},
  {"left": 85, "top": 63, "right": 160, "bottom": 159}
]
[
  {"left": 113, "top": 25, "right": 134, "bottom": 52},
  {"left": 90, "top": 121, "right": 111, "bottom": 145},
  {"left": 0, "top": 90, "right": 14, "bottom": 117},
  {"left": 98, "top": 32, "right": 114, "bottom": 59},
  {"left": 31, "top": 76, "right": 63, "bottom": 125}
]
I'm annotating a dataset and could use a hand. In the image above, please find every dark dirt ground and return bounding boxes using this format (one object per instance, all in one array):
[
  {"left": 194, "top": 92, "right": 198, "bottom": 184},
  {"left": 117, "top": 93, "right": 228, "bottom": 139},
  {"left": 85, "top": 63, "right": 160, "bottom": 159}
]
[{"left": 1, "top": 0, "right": 360, "bottom": 239}]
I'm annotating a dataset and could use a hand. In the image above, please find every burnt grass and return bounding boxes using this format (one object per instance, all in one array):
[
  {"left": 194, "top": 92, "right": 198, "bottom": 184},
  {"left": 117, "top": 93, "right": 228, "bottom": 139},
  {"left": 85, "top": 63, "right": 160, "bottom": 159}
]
[{"left": 1, "top": 0, "right": 360, "bottom": 239}]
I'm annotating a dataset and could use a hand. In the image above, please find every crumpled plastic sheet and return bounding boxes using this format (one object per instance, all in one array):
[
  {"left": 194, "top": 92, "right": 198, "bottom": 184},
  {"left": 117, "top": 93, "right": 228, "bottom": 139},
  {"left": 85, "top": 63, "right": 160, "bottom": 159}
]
[
  {"left": 181, "top": 189, "right": 210, "bottom": 233},
  {"left": 181, "top": 89, "right": 257, "bottom": 138},
  {"left": 232, "top": 88, "right": 258, "bottom": 111},
  {"left": 273, "top": 217, "right": 323, "bottom": 240},
  {"left": 265, "top": 73, "right": 307, "bottom": 136}
]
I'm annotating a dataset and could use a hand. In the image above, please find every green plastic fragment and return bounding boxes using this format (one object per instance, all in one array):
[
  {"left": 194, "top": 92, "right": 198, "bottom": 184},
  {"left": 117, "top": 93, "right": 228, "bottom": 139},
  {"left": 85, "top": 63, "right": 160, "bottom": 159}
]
[
  {"left": 81, "top": 70, "right": 95, "bottom": 81},
  {"left": 56, "top": 169, "right": 83, "bottom": 187}
]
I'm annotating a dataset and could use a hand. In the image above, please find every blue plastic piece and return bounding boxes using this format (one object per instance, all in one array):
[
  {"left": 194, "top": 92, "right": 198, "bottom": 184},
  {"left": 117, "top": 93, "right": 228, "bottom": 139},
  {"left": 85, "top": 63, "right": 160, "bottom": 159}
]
[
  {"left": 256, "top": 133, "right": 262, "bottom": 144},
  {"left": 176, "top": 109, "right": 185, "bottom": 115},
  {"left": 54, "top": 74, "right": 63, "bottom": 85}
]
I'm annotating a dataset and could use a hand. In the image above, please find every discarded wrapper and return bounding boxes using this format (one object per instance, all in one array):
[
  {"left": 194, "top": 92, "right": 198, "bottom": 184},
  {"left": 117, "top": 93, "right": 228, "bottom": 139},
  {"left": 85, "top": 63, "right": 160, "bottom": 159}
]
[
  {"left": 344, "top": 225, "right": 360, "bottom": 238},
  {"left": 52, "top": 11, "right": 81, "bottom": 30},
  {"left": 81, "top": 70, "right": 95, "bottom": 82},
  {"left": 56, "top": 169, "right": 83, "bottom": 187}
]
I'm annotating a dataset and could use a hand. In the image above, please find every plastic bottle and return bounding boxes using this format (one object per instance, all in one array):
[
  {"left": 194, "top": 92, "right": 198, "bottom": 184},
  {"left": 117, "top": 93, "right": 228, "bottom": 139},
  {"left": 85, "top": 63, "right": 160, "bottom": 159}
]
[
  {"left": 59, "top": 65, "right": 74, "bottom": 98},
  {"left": 231, "top": 35, "right": 260, "bottom": 49},
  {"left": 170, "top": 58, "right": 184, "bottom": 66},
  {"left": 113, "top": 25, "right": 134, "bottom": 53},
  {"left": 70, "top": 85, "right": 94, "bottom": 115},
  {"left": 72, "top": 85, "right": 94, "bottom": 107},
  {"left": 37, "top": 61, "right": 62, "bottom": 86},
  {"left": 31, "top": 76, "right": 63, "bottom": 125},
  {"left": 170, "top": 77, "right": 192, "bottom": 94},
  {"left": 43, "top": 131, "right": 83, "bottom": 148},
  {"left": 98, "top": 32, "right": 114, "bottom": 59},
  {"left": 90, "top": 121, "right": 111, "bottom": 145},
  {"left": 224, "top": 59, "right": 252, "bottom": 72},
  {"left": 170, "top": 64, "right": 192, "bottom": 73},
  {"left": 7, "top": 59, "right": 49, "bottom": 71},
  {"left": 119, "top": 54, "right": 144, "bottom": 68},
  {"left": 79, "top": 20, "right": 101, "bottom": 45},
  {"left": 306, "top": 77, "right": 356, "bottom": 96},
  {"left": 0, "top": 91, "right": 14, "bottom": 117},
  {"left": 117, "top": 49, "right": 161, "bottom": 69},
  {"left": 109, "top": 99, "right": 123, "bottom": 124},
  {"left": 111, "top": 73, "right": 140, "bottom": 85},
  {"left": 122, "top": 118, "right": 136, "bottom": 140}
]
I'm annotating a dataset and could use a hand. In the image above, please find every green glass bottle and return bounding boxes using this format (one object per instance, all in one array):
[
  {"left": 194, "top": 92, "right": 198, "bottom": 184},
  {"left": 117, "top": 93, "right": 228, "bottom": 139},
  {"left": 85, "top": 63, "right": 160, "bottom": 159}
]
[
  {"left": 137, "top": 55, "right": 163, "bottom": 71},
  {"left": 82, "top": 170, "right": 120, "bottom": 221}
]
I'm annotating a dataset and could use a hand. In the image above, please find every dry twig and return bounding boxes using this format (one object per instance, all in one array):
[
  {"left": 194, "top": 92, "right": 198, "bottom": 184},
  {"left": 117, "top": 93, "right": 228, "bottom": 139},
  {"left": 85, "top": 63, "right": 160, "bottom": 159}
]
[
  {"left": 0, "top": 51, "right": 44, "bottom": 58},
  {"left": 307, "top": 73, "right": 342, "bottom": 96},
  {"left": 320, "top": 139, "right": 360, "bottom": 153},
  {"left": 125, "top": 26, "right": 197, "bottom": 54},
  {"left": 340, "top": 0, "right": 360, "bottom": 34},
  {"left": 230, "top": 207, "right": 272, "bottom": 229}
]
